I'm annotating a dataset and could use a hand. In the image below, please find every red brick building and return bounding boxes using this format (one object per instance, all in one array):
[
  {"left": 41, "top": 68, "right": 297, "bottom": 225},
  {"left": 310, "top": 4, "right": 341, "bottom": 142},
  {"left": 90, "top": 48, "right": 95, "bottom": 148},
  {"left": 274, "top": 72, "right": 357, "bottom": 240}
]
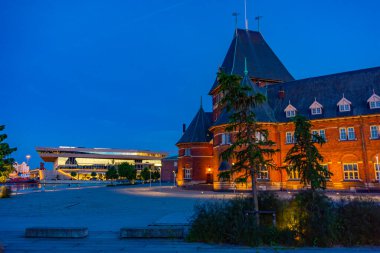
[
  {"left": 176, "top": 28, "right": 380, "bottom": 191},
  {"left": 161, "top": 155, "right": 178, "bottom": 183}
]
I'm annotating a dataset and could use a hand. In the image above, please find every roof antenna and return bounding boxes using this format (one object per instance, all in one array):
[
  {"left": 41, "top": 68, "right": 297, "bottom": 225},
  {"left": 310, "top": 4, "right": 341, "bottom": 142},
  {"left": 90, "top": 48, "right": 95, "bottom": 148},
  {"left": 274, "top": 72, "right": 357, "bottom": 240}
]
[
  {"left": 255, "top": 16, "right": 263, "bottom": 32},
  {"left": 244, "top": 0, "right": 249, "bottom": 30},
  {"left": 232, "top": 12, "right": 239, "bottom": 36},
  {"left": 244, "top": 57, "right": 248, "bottom": 75}
]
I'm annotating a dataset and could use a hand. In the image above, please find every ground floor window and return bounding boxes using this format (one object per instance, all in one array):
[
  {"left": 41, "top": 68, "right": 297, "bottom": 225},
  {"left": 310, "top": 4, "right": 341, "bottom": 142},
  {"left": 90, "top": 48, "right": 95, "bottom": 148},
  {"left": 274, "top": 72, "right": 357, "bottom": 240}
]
[
  {"left": 184, "top": 168, "right": 191, "bottom": 179},
  {"left": 375, "top": 163, "right": 380, "bottom": 181},
  {"left": 288, "top": 168, "right": 300, "bottom": 180},
  {"left": 343, "top": 163, "right": 359, "bottom": 180},
  {"left": 257, "top": 166, "right": 269, "bottom": 180}
]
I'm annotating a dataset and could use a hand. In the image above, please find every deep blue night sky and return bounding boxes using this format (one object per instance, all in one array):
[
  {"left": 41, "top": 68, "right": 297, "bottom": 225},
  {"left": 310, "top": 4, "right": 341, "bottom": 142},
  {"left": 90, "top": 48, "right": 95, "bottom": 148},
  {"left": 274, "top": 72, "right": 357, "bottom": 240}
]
[{"left": 1, "top": 0, "right": 379, "bottom": 169}]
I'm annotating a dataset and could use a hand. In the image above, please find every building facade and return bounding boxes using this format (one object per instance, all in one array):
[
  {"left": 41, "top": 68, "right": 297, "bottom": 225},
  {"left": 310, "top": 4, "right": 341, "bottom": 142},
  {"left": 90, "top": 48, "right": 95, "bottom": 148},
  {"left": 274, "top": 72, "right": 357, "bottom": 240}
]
[
  {"left": 161, "top": 155, "right": 178, "bottom": 183},
  {"left": 36, "top": 146, "right": 167, "bottom": 180},
  {"left": 176, "top": 28, "right": 380, "bottom": 191}
]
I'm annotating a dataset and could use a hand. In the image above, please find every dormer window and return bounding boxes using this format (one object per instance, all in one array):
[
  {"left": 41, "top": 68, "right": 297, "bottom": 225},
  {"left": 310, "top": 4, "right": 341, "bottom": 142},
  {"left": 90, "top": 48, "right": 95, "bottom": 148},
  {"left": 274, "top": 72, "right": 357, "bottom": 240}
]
[
  {"left": 284, "top": 102, "right": 297, "bottom": 118},
  {"left": 309, "top": 98, "right": 323, "bottom": 115},
  {"left": 337, "top": 95, "right": 352, "bottom": 112},
  {"left": 367, "top": 91, "right": 380, "bottom": 109}
]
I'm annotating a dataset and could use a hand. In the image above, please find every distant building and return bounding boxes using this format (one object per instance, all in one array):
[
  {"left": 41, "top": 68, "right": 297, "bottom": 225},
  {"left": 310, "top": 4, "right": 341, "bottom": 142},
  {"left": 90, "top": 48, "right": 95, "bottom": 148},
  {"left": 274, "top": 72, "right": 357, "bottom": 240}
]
[
  {"left": 176, "top": 28, "right": 380, "bottom": 191},
  {"left": 12, "top": 162, "right": 30, "bottom": 178},
  {"left": 161, "top": 155, "right": 178, "bottom": 183},
  {"left": 36, "top": 146, "right": 167, "bottom": 180}
]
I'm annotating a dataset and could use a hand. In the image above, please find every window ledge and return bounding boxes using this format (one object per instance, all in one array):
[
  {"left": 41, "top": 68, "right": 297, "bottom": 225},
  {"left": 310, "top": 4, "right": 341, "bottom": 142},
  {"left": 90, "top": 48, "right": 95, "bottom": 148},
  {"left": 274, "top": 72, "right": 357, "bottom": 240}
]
[
  {"left": 339, "top": 139, "right": 357, "bottom": 142},
  {"left": 342, "top": 179, "right": 362, "bottom": 182},
  {"left": 369, "top": 137, "right": 380, "bottom": 140}
]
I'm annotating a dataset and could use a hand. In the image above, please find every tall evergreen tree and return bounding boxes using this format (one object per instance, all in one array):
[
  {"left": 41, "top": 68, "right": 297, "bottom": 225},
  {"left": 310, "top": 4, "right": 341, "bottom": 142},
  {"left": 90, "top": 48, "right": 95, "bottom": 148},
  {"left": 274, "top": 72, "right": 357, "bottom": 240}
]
[
  {"left": 284, "top": 115, "right": 332, "bottom": 190},
  {"left": 0, "top": 125, "right": 17, "bottom": 183},
  {"left": 218, "top": 70, "right": 277, "bottom": 225}
]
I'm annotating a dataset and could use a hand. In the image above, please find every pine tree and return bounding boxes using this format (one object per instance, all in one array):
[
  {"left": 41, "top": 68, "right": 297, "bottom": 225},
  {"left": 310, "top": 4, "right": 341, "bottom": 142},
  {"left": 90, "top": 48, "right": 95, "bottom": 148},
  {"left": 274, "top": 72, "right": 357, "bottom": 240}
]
[
  {"left": 284, "top": 115, "right": 332, "bottom": 190},
  {"left": 218, "top": 71, "right": 277, "bottom": 225},
  {"left": 0, "top": 125, "right": 17, "bottom": 183}
]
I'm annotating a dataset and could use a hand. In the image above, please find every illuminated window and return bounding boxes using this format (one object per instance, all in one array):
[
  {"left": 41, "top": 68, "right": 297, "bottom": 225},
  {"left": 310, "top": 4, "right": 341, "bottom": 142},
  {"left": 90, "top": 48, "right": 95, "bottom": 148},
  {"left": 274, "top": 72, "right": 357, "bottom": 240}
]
[
  {"left": 370, "top": 126, "right": 379, "bottom": 139},
  {"left": 286, "top": 132, "right": 294, "bottom": 144},
  {"left": 343, "top": 163, "right": 359, "bottom": 180},
  {"left": 288, "top": 169, "right": 300, "bottom": 180},
  {"left": 375, "top": 163, "right": 380, "bottom": 180},
  {"left": 184, "top": 149, "right": 191, "bottom": 156},
  {"left": 221, "top": 133, "right": 231, "bottom": 145},
  {"left": 257, "top": 166, "right": 269, "bottom": 180},
  {"left": 184, "top": 168, "right": 191, "bottom": 179}
]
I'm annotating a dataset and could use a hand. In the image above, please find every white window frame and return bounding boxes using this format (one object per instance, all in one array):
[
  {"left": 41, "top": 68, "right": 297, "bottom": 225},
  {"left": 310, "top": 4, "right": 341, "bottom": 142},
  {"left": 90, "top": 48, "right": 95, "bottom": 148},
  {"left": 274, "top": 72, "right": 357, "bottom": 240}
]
[
  {"left": 369, "top": 101, "right": 380, "bottom": 109},
  {"left": 184, "top": 168, "right": 192, "bottom": 179},
  {"left": 343, "top": 163, "right": 359, "bottom": 180},
  {"left": 286, "top": 132, "right": 294, "bottom": 144},
  {"left": 311, "top": 107, "right": 322, "bottom": 115},
  {"left": 221, "top": 133, "right": 231, "bottom": 145},
  {"left": 370, "top": 125, "right": 379, "bottom": 139},
  {"left": 339, "top": 104, "right": 351, "bottom": 112},
  {"left": 347, "top": 127, "right": 355, "bottom": 140},
  {"left": 312, "top": 129, "right": 326, "bottom": 142},
  {"left": 339, "top": 128, "right": 347, "bottom": 140},
  {"left": 184, "top": 148, "right": 191, "bottom": 156},
  {"left": 286, "top": 110, "right": 296, "bottom": 118}
]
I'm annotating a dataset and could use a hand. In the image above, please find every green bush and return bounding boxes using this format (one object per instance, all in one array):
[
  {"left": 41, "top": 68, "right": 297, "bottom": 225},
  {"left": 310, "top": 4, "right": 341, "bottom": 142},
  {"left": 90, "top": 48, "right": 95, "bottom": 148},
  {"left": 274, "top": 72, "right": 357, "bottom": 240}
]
[
  {"left": 0, "top": 186, "right": 11, "bottom": 198},
  {"left": 187, "top": 192, "right": 295, "bottom": 246},
  {"left": 282, "top": 190, "right": 337, "bottom": 247},
  {"left": 336, "top": 198, "right": 380, "bottom": 246}
]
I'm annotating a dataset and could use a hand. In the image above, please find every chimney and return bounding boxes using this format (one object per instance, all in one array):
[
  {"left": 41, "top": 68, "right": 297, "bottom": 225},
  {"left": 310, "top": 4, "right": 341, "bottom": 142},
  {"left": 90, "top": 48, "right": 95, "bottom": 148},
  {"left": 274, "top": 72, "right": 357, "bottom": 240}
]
[
  {"left": 182, "top": 124, "right": 186, "bottom": 134},
  {"left": 278, "top": 87, "right": 285, "bottom": 99}
]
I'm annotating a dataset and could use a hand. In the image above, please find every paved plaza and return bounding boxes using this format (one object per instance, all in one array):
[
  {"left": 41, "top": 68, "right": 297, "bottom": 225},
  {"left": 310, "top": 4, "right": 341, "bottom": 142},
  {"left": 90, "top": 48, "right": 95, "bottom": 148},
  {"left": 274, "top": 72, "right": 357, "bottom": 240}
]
[{"left": 0, "top": 184, "right": 379, "bottom": 252}]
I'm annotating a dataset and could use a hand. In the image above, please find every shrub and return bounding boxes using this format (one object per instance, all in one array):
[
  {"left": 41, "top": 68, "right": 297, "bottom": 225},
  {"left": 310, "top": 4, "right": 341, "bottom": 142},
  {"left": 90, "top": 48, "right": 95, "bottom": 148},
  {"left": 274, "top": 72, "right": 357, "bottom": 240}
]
[
  {"left": 282, "top": 190, "right": 337, "bottom": 247},
  {"left": 0, "top": 186, "right": 11, "bottom": 198},
  {"left": 336, "top": 197, "right": 380, "bottom": 246},
  {"left": 187, "top": 192, "right": 296, "bottom": 246}
]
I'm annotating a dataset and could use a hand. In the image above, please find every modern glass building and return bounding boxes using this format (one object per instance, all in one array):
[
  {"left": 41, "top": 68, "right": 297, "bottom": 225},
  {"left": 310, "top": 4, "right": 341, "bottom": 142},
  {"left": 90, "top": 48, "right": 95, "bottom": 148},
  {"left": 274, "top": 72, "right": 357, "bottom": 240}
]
[{"left": 36, "top": 146, "right": 167, "bottom": 180}]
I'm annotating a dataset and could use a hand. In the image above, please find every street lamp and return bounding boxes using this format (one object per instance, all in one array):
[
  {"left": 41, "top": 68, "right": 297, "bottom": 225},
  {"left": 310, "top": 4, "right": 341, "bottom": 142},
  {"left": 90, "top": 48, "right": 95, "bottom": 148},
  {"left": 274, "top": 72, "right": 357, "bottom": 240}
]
[
  {"left": 149, "top": 168, "right": 152, "bottom": 188},
  {"left": 173, "top": 170, "right": 176, "bottom": 187},
  {"left": 26, "top": 155, "right": 31, "bottom": 165},
  {"left": 376, "top": 155, "right": 379, "bottom": 184}
]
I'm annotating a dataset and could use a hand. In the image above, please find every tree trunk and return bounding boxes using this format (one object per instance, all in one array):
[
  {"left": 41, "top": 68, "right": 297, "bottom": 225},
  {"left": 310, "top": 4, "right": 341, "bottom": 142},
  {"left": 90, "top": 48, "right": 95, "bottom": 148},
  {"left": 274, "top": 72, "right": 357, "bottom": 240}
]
[{"left": 251, "top": 168, "right": 260, "bottom": 226}]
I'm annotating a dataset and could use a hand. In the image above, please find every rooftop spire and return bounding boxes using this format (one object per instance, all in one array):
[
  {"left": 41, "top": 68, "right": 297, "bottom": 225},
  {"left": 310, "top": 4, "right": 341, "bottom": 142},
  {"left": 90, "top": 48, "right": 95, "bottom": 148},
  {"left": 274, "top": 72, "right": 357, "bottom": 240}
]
[
  {"left": 244, "top": 57, "right": 248, "bottom": 75},
  {"left": 232, "top": 12, "right": 239, "bottom": 36},
  {"left": 244, "top": 0, "right": 249, "bottom": 30}
]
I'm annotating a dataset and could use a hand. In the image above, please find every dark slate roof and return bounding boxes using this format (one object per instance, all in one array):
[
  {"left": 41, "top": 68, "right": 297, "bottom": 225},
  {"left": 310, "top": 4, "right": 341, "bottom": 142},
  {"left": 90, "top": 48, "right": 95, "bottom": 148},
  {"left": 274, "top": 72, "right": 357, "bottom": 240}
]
[
  {"left": 212, "top": 66, "right": 380, "bottom": 126},
  {"left": 209, "top": 29, "right": 294, "bottom": 94},
  {"left": 218, "top": 161, "right": 231, "bottom": 171},
  {"left": 177, "top": 107, "right": 213, "bottom": 144},
  {"left": 213, "top": 74, "right": 277, "bottom": 126},
  {"left": 267, "top": 66, "right": 380, "bottom": 122}
]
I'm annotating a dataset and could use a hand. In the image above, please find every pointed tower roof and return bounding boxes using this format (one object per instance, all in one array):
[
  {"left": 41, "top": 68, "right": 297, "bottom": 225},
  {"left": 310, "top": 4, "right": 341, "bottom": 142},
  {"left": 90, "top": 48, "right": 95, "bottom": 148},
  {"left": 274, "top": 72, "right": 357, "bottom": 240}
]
[
  {"left": 212, "top": 71, "right": 276, "bottom": 127},
  {"left": 210, "top": 29, "right": 294, "bottom": 94},
  {"left": 177, "top": 107, "right": 213, "bottom": 145}
]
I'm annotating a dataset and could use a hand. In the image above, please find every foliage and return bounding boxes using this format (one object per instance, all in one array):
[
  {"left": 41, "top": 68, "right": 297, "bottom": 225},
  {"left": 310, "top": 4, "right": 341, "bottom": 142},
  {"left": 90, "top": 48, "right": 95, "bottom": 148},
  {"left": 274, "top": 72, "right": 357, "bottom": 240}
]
[
  {"left": 152, "top": 170, "right": 160, "bottom": 180},
  {"left": 218, "top": 71, "right": 278, "bottom": 224},
  {"left": 187, "top": 192, "right": 295, "bottom": 246},
  {"left": 0, "top": 186, "right": 11, "bottom": 198},
  {"left": 90, "top": 171, "right": 97, "bottom": 177},
  {"left": 284, "top": 115, "right": 332, "bottom": 190},
  {"left": 282, "top": 190, "right": 337, "bottom": 247},
  {"left": 336, "top": 197, "right": 380, "bottom": 246},
  {"left": 140, "top": 167, "right": 150, "bottom": 181},
  {"left": 117, "top": 162, "right": 136, "bottom": 181},
  {"left": 0, "top": 125, "right": 17, "bottom": 182},
  {"left": 217, "top": 171, "right": 231, "bottom": 182},
  {"left": 105, "top": 166, "right": 118, "bottom": 180}
]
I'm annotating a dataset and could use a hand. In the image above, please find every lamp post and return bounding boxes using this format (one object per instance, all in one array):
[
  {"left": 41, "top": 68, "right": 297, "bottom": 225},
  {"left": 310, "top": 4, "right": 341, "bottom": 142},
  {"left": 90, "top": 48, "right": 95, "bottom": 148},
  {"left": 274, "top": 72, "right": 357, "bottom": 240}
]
[
  {"left": 376, "top": 155, "right": 379, "bottom": 184},
  {"left": 26, "top": 155, "right": 31, "bottom": 165},
  {"left": 159, "top": 166, "right": 162, "bottom": 187},
  {"left": 149, "top": 168, "right": 152, "bottom": 188},
  {"left": 173, "top": 170, "right": 176, "bottom": 187}
]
